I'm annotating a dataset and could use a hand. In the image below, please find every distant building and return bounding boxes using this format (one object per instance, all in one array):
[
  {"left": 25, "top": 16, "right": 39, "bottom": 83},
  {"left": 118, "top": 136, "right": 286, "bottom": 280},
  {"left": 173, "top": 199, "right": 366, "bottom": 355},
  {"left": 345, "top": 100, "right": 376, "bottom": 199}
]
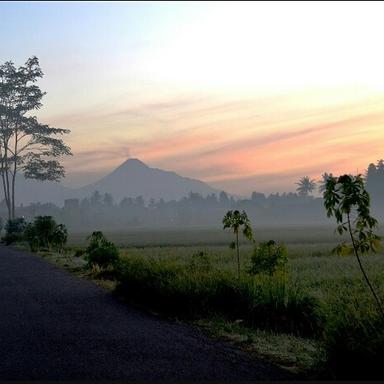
[{"left": 64, "top": 198, "right": 79, "bottom": 210}]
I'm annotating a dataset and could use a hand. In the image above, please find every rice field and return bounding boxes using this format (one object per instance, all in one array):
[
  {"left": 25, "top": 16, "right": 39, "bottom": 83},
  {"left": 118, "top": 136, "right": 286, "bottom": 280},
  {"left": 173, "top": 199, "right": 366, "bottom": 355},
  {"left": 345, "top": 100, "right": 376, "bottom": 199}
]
[{"left": 62, "top": 224, "right": 384, "bottom": 378}]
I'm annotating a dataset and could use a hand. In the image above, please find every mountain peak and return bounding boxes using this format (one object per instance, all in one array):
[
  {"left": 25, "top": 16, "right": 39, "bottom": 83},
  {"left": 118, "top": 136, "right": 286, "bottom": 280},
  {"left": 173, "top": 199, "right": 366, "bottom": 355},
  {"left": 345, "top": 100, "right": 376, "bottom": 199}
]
[{"left": 119, "top": 158, "right": 148, "bottom": 169}]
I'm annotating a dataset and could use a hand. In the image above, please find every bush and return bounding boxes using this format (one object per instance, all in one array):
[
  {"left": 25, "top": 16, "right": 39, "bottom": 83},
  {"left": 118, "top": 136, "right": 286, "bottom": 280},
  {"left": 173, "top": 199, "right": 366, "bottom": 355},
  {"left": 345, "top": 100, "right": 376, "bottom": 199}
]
[
  {"left": 248, "top": 240, "right": 288, "bottom": 276},
  {"left": 85, "top": 231, "right": 119, "bottom": 268},
  {"left": 23, "top": 216, "right": 68, "bottom": 252},
  {"left": 33, "top": 216, "right": 57, "bottom": 248},
  {"left": 2, "top": 217, "right": 27, "bottom": 245}
]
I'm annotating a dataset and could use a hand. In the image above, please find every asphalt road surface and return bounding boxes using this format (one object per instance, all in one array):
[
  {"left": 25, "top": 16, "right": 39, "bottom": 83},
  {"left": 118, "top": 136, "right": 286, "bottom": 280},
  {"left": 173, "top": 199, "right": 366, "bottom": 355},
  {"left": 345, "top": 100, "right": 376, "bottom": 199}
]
[{"left": 0, "top": 245, "right": 291, "bottom": 380}]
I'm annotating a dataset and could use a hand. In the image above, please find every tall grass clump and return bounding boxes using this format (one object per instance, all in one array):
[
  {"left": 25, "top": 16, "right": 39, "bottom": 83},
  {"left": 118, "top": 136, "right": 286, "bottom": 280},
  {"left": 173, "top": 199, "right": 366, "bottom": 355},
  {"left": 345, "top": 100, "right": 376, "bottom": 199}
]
[
  {"left": 323, "top": 291, "right": 384, "bottom": 379},
  {"left": 115, "top": 255, "right": 322, "bottom": 336}
]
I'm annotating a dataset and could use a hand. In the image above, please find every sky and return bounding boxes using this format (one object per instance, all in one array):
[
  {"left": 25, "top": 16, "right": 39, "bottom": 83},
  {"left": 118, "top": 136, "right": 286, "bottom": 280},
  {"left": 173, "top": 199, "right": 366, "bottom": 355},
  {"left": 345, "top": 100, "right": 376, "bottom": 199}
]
[{"left": 1, "top": 1, "right": 384, "bottom": 196}]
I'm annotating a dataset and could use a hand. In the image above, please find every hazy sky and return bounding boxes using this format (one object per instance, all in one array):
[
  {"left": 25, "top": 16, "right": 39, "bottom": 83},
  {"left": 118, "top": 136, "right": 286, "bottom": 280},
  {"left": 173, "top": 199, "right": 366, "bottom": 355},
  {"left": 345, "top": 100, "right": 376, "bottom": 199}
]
[{"left": 1, "top": 1, "right": 384, "bottom": 196}]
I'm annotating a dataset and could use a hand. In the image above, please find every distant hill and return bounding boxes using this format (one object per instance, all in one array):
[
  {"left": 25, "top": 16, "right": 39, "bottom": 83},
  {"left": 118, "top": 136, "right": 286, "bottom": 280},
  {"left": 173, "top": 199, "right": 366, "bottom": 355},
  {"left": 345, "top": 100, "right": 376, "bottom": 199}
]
[
  {"left": 75, "top": 158, "right": 219, "bottom": 202},
  {"left": 9, "top": 158, "right": 220, "bottom": 206}
]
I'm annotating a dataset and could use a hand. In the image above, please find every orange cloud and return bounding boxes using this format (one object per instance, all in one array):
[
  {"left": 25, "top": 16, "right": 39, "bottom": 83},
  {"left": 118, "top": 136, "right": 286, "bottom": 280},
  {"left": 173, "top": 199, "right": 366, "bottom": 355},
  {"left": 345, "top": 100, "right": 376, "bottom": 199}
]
[{"left": 48, "top": 87, "right": 384, "bottom": 195}]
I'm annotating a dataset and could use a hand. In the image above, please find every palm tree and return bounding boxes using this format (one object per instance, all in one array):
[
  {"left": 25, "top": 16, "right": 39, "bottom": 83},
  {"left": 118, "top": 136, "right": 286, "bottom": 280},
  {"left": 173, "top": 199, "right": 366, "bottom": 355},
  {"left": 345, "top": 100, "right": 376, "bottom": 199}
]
[
  {"left": 296, "top": 176, "right": 316, "bottom": 197},
  {"left": 318, "top": 172, "right": 333, "bottom": 193},
  {"left": 222, "top": 210, "right": 253, "bottom": 278}
]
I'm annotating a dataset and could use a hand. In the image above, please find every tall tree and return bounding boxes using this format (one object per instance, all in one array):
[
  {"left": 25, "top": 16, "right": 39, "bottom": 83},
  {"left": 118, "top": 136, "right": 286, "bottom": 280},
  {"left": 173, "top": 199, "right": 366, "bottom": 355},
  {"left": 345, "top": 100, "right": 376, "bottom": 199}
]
[
  {"left": 0, "top": 57, "right": 71, "bottom": 219},
  {"left": 365, "top": 159, "right": 384, "bottom": 199},
  {"left": 296, "top": 176, "right": 316, "bottom": 197}
]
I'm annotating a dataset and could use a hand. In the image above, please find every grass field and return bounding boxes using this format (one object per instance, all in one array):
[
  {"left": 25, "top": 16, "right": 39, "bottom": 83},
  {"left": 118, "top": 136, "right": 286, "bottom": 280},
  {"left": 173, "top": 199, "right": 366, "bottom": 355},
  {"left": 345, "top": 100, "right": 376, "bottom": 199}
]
[
  {"left": 41, "top": 224, "right": 384, "bottom": 378},
  {"left": 67, "top": 224, "right": 348, "bottom": 247}
]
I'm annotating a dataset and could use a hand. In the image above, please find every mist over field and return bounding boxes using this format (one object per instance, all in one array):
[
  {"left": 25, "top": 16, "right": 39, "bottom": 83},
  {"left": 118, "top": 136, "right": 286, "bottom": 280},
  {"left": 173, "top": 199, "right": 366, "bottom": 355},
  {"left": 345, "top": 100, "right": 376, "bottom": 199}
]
[{"left": 4, "top": 157, "right": 383, "bottom": 233}]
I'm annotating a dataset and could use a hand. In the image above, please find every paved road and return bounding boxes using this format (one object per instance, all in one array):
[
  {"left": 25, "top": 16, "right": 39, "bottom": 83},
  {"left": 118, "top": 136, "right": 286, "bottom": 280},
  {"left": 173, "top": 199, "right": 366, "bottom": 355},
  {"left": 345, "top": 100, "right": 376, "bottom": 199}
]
[{"left": 0, "top": 245, "right": 291, "bottom": 380}]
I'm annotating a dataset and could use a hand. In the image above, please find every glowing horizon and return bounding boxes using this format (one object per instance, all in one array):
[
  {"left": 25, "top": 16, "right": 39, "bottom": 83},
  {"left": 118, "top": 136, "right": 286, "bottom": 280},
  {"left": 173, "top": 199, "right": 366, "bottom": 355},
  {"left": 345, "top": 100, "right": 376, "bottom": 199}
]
[{"left": 2, "top": 1, "right": 384, "bottom": 196}]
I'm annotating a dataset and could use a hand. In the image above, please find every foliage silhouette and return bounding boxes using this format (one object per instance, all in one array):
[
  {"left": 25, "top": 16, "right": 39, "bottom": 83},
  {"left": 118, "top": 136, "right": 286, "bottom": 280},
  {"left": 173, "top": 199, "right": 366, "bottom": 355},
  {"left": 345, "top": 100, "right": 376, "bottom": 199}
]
[
  {"left": 248, "top": 240, "right": 287, "bottom": 276},
  {"left": 323, "top": 174, "right": 384, "bottom": 316},
  {"left": 222, "top": 210, "right": 253, "bottom": 278},
  {"left": 0, "top": 57, "right": 72, "bottom": 219},
  {"left": 2, "top": 217, "right": 26, "bottom": 245},
  {"left": 85, "top": 231, "right": 119, "bottom": 268},
  {"left": 296, "top": 176, "right": 317, "bottom": 197}
]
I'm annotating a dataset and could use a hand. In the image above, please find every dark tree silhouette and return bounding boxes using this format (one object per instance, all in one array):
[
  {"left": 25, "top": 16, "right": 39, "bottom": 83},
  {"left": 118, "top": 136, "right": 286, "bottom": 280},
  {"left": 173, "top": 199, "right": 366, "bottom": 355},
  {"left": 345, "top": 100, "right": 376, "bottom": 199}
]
[
  {"left": 296, "top": 176, "right": 316, "bottom": 197},
  {"left": 318, "top": 172, "right": 333, "bottom": 193},
  {"left": 365, "top": 159, "right": 384, "bottom": 199},
  {"left": 0, "top": 57, "right": 71, "bottom": 219}
]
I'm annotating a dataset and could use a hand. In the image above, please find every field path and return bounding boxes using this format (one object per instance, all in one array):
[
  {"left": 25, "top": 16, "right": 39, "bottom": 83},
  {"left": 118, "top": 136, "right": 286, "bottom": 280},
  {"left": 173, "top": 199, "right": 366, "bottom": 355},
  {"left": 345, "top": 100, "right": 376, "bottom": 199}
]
[{"left": 0, "top": 245, "right": 291, "bottom": 380}]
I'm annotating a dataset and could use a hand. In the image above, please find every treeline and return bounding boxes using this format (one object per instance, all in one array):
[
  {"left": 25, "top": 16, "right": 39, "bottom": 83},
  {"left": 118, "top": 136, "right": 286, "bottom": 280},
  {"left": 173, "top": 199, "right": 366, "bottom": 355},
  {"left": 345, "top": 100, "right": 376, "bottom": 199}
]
[
  {"left": 0, "top": 159, "right": 382, "bottom": 230},
  {"left": 0, "top": 190, "right": 331, "bottom": 230}
]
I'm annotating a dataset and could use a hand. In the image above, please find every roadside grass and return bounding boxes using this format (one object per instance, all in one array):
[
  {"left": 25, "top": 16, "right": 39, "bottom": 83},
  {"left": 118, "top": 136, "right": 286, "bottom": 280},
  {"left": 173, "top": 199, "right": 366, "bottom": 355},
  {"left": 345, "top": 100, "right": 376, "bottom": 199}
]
[
  {"left": 26, "top": 226, "right": 384, "bottom": 379},
  {"left": 34, "top": 248, "right": 325, "bottom": 376},
  {"left": 194, "top": 316, "right": 325, "bottom": 375}
]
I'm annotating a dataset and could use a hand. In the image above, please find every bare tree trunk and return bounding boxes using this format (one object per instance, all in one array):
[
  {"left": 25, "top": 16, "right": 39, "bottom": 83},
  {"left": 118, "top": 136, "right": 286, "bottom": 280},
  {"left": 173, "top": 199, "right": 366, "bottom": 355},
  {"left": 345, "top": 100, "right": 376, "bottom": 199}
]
[
  {"left": 11, "top": 135, "right": 18, "bottom": 220},
  {"left": 0, "top": 161, "right": 10, "bottom": 221},
  {"left": 236, "top": 231, "right": 240, "bottom": 279},
  {"left": 4, "top": 145, "right": 11, "bottom": 220},
  {"left": 11, "top": 171, "right": 16, "bottom": 220}
]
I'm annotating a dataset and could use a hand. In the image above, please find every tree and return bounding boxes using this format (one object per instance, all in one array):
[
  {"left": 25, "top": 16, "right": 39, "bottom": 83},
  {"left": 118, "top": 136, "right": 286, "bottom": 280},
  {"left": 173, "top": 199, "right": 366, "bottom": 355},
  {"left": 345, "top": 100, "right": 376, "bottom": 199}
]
[
  {"left": 296, "top": 176, "right": 316, "bottom": 197},
  {"left": 323, "top": 174, "right": 384, "bottom": 316},
  {"left": 103, "top": 192, "right": 114, "bottom": 207},
  {"left": 222, "top": 210, "right": 253, "bottom": 278},
  {"left": 219, "top": 191, "right": 229, "bottom": 205},
  {"left": 365, "top": 159, "right": 384, "bottom": 199},
  {"left": 90, "top": 190, "right": 102, "bottom": 207},
  {"left": 0, "top": 57, "right": 71, "bottom": 219},
  {"left": 318, "top": 172, "right": 333, "bottom": 193}
]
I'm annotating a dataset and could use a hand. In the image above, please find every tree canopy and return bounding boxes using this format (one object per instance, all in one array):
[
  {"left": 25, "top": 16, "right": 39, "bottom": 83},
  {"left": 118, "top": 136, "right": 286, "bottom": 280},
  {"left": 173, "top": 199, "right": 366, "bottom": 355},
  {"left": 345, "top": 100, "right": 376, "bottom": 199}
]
[{"left": 0, "top": 56, "right": 71, "bottom": 218}]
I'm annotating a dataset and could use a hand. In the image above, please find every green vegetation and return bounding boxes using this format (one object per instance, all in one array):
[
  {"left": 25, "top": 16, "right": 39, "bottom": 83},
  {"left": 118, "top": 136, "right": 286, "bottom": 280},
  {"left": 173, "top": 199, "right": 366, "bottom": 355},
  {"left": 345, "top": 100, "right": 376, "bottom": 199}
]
[
  {"left": 24, "top": 216, "right": 68, "bottom": 252},
  {"left": 222, "top": 210, "right": 253, "bottom": 278},
  {"left": 7, "top": 221, "right": 384, "bottom": 379},
  {"left": 3, "top": 216, "right": 67, "bottom": 251},
  {"left": 0, "top": 57, "right": 72, "bottom": 220},
  {"left": 85, "top": 231, "right": 120, "bottom": 269},
  {"left": 2, "top": 217, "right": 27, "bottom": 245},
  {"left": 248, "top": 240, "right": 288, "bottom": 276},
  {"left": 115, "top": 255, "right": 321, "bottom": 336},
  {"left": 324, "top": 174, "right": 383, "bottom": 315}
]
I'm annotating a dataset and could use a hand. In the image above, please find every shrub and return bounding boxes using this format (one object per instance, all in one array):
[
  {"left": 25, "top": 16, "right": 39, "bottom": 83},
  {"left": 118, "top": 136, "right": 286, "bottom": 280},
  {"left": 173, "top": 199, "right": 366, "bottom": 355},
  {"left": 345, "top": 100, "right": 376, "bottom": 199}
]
[
  {"left": 2, "top": 217, "right": 27, "bottom": 245},
  {"left": 33, "top": 216, "right": 57, "bottom": 249},
  {"left": 248, "top": 240, "right": 288, "bottom": 276},
  {"left": 85, "top": 231, "right": 119, "bottom": 268},
  {"left": 23, "top": 216, "right": 68, "bottom": 252}
]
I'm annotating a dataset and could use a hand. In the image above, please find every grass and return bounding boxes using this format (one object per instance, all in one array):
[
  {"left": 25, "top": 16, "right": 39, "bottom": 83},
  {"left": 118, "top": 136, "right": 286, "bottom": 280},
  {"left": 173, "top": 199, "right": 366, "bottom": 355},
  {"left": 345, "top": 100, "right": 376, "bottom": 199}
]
[
  {"left": 29, "top": 225, "right": 384, "bottom": 379},
  {"left": 195, "top": 317, "right": 325, "bottom": 375}
]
